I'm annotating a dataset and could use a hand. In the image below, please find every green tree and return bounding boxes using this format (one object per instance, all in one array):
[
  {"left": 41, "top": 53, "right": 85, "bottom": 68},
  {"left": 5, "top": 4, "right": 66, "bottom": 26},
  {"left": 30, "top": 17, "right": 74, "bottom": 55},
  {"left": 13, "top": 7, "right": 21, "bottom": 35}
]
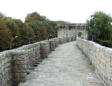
[
  {"left": 25, "top": 12, "right": 50, "bottom": 41},
  {"left": 87, "top": 11, "right": 112, "bottom": 47},
  {"left": 11, "top": 19, "right": 35, "bottom": 45},
  {"left": 0, "top": 11, "right": 58, "bottom": 51},
  {"left": 4, "top": 18, "right": 20, "bottom": 47},
  {"left": 25, "top": 12, "right": 44, "bottom": 22},
  {"left": 0, "top": 22, "right": 13, "bottom": 50},
  {"left": 24, "top": 23, "right": 35, "bottom": 43}
]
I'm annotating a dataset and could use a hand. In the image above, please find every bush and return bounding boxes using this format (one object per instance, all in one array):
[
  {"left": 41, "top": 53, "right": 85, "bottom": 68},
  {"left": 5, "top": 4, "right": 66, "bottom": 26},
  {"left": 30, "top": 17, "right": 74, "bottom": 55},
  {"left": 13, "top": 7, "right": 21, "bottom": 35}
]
[{"left": 96, "top": 39, "right": 112, "bottom": 47}]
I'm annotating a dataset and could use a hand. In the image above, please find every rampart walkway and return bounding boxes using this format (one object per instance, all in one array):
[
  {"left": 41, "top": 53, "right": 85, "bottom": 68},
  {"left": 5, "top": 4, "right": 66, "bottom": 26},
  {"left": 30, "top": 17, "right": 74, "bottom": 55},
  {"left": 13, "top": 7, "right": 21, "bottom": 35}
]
[{"left": 19, "top": 42, "right": 104, "bottom": 86}]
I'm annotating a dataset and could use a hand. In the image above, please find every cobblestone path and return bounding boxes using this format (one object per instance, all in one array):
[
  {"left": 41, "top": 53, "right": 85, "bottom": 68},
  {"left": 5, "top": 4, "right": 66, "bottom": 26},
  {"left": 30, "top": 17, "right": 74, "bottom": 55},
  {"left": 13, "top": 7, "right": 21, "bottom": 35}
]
[{"left": 19, "top": 42, "right": 104, "bottom": 86}]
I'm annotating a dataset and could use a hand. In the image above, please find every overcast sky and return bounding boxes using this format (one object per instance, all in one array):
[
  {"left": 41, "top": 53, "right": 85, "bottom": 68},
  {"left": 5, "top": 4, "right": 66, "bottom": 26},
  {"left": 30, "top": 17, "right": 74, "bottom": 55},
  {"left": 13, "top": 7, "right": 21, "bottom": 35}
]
[{"left": 0, "top": 0, "right": 112, "bottom": 23}]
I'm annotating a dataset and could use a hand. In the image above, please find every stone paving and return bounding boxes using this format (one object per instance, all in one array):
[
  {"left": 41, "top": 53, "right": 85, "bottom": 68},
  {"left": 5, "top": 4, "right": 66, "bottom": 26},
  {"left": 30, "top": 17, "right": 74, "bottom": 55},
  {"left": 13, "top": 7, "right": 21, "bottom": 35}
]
[{"left": 19, "top": 42, "right": 104, "bottom": 86}]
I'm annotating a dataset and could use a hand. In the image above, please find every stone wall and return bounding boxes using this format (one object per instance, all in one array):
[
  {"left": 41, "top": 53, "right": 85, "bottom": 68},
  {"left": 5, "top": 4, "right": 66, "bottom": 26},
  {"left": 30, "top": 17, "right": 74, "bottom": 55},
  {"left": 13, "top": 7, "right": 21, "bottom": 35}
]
[
  {"left": 0, "top": 51, "right": 12, "bottom": 86},
  {"left": 57, "top": 23, "right": 88, "bottom": 39},
  {"left": 76, "top": 38, "right": 112, "bottom": 86},
  {"left": 0, "top": 37, "right": 75, "bottom": 86}
]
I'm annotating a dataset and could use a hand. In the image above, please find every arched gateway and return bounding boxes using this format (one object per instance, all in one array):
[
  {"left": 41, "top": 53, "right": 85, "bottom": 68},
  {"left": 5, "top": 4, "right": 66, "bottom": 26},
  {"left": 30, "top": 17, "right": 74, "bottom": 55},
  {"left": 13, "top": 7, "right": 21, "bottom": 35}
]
[{"left": 57, "top": 23, "right": 88, "bottom": 39}]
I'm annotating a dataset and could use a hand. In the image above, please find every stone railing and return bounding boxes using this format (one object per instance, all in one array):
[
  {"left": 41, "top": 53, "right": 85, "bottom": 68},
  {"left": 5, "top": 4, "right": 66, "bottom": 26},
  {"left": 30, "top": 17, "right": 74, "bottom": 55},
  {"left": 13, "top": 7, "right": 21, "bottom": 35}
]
[
  {"left": 0, "top": 37, "right": 75, "bottom": 86},
  {"left": 76, "top": 38, "right": 112, "bottom": 86}
]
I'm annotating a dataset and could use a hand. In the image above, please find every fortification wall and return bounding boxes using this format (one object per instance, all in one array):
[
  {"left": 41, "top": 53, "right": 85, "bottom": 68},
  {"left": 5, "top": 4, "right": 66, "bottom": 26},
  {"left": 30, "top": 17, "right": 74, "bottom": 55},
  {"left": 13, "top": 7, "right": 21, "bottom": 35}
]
[
  {"left": 0, "top": 37, "right": 75, "bottom": 86},
  {"left": 57, "top": 23, "right": 88, "bottom": 39},
  {"left": 76, "top": 38, "right": 112, "bottom": 86}
]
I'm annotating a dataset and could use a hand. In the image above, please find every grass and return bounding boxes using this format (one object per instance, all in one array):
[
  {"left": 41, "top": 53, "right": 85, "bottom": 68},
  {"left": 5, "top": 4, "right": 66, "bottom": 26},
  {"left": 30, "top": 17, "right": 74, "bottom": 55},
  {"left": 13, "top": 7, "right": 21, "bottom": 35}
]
[
  {"left": 76, "top": 45, "right": 88, "bottom": 58},
  {"left": 76, "top": 45, "right": 93, "bottom": 66},
  {"left": 76, "top": 44, "right": 95, "bottom": 71},
  {"left": 88, "top": 61, "right": 92, "bottom": 65}
]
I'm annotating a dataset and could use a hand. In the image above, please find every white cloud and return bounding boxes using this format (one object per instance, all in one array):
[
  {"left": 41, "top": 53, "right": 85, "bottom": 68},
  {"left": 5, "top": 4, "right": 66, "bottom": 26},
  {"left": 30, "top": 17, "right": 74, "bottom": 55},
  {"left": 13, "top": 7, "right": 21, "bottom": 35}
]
[{"left": 0, "top": 0, "right": 112, "bottom": 23}]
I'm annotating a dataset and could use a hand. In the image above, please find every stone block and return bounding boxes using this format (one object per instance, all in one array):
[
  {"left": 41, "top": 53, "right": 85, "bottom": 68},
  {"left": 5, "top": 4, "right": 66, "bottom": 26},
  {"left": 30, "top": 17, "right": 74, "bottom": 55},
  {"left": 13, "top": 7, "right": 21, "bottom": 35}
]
[
  {"left": 40, "top": 40, "right": 50, "bottom": 59},
  {"left": 49, "top": 39, "right": 56, "bottom": 51}
]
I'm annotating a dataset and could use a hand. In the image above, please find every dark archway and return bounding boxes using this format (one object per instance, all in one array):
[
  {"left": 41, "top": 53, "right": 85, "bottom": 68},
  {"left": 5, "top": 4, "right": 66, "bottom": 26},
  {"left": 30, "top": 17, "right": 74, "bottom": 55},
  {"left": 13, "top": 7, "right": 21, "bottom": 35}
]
[{"left": 78, "top": 32, "right": 83, "bottom": 37}]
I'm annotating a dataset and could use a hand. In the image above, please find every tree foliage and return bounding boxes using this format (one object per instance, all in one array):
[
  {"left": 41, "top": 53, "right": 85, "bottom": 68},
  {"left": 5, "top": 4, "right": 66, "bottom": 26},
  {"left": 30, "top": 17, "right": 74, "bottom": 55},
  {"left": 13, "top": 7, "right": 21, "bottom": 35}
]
[
  {"left": 25, "top": 12, "right": 57, "bottom": 40},
  {"left": 0, "top": 21, "right": 13, "bottom": 50},
  {"left": 87, "top": 11, "right": 112, "bottom": 47},
  {"left": 0, "top": 12, "right": 58, "bottom": 51}
]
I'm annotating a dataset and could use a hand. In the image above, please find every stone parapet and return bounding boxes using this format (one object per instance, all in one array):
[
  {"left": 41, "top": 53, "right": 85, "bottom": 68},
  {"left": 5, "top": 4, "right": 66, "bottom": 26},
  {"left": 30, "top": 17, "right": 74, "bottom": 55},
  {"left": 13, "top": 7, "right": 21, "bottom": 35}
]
[
  {"left": 0, "top": 37, "right": 74, "bottom": 86},
  {"left": 10, "top": 50, "right": 28, "bottom": 86},
  {"left": 0, "top": 51, "right": 12, "bottom": 86},
  {"left": 76, "top": 38, "right": 112, "bottom": 86}
]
